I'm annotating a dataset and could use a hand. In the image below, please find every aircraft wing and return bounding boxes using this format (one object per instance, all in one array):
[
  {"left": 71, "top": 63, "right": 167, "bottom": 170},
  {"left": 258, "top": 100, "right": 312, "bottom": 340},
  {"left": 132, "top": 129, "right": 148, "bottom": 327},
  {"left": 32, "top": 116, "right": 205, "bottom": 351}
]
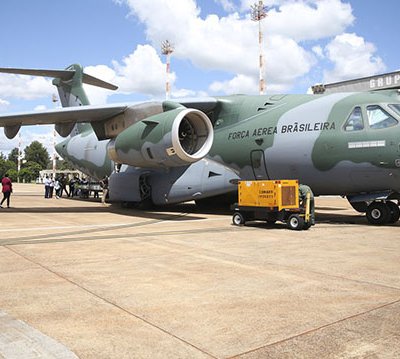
[
  {"left": 0, "top": 103, "right": 127, "bottom": 126},
  {"left": 0, "top": 103, "right": 164, "bottom": 139},
  {"left": 0, "top": 98, "right": 217, "bottom": 140}
]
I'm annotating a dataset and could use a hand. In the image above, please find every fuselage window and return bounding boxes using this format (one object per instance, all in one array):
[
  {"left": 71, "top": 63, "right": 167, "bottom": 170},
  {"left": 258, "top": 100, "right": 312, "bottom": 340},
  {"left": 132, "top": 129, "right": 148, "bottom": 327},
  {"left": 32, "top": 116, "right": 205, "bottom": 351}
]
[
  {"left": 366, "top": 105, "right": 398, "bottom": 129},
  {"left": 344, "top": 106, "right": 364, "bottom": 131}
]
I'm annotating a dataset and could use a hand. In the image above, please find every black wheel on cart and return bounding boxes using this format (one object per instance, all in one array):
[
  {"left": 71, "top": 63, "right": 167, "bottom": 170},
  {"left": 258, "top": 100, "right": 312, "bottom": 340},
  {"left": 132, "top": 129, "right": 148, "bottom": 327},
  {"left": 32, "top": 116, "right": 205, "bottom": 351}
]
[
  {"left": 287, "top": 214, "right": 304, "bottom": 230},
  {"left": 232, "top": 212, "right": 245, "bottom": 226}
]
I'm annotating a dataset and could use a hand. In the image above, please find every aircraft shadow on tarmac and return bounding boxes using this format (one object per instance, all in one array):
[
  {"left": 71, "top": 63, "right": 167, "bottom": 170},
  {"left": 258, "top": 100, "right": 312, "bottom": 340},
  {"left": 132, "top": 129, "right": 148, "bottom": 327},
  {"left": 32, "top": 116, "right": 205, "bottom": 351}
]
[
  {"left": 243, "top": 212, "right": 399, "bottom": 228},
  {"left": 11, "top": 195, "right": 399, "bottom": 227},
  {"left": 8, "top": 202, "right": 206, "bottom": 222}
]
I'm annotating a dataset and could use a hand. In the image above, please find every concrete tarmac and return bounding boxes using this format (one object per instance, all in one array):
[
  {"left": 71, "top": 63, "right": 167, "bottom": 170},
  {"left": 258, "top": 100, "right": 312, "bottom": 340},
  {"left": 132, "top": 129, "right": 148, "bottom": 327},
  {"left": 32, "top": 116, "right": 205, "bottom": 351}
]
[{"left": 0, "top": 183, "right": 399, "bottom": 358}]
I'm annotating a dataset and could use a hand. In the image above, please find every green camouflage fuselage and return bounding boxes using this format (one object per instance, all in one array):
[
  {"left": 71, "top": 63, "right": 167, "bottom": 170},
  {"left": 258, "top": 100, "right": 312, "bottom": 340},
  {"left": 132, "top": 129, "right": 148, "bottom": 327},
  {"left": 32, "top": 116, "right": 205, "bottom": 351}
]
[
  {"left": 57, "top": 90, "right": 400, "bottom": 198},
  {"left": 209, "top": 91, "right": 400, "bottom": 195}
]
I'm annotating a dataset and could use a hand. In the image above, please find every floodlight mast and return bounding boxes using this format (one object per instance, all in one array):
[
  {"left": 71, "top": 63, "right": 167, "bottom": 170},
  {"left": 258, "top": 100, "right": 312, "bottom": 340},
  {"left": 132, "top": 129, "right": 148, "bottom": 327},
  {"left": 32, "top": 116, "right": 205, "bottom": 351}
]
[
  {"left": 52, "top": 93, "right": 58, "bottom": 176},
  {"left": 251, "top": 0, "right": 267, "bottom": 95},
  {"left": 161, "top": 40, "right": 174, "bottom": 100},
  {"left": 17, "top": 132, "right": 22, "bottom": 183}
]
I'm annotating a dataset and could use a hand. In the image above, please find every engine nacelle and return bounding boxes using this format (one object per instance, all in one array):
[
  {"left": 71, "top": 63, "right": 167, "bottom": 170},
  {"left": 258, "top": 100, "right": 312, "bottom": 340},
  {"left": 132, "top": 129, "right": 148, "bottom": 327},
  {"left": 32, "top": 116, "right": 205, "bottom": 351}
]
[{"left": 107, "top": 108, "right": 213, "bottom": 168}]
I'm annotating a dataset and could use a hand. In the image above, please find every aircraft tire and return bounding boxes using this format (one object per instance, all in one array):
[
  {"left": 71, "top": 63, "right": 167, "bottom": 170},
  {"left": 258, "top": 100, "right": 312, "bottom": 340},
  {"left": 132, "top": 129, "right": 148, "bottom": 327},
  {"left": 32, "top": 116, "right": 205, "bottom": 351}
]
[
  {"left": 287, "top": 214, "right": 304, "bottom": 230},
  {"left": 387, "top": 201, "right": 400, "bottom": 223},
  {"left": 366, "top": 202, "right": 390, "bottom": 225},
  {"left": 232, "top": 212, "right": 245, "bottom": 226}
]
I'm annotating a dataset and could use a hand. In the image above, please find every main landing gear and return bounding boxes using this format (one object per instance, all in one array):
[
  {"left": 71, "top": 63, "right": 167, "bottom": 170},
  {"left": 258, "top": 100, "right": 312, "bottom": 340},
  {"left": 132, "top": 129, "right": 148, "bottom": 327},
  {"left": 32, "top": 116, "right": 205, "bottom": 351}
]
[{"left": 365, "top": 201, "right": 400, "bottom": 225}]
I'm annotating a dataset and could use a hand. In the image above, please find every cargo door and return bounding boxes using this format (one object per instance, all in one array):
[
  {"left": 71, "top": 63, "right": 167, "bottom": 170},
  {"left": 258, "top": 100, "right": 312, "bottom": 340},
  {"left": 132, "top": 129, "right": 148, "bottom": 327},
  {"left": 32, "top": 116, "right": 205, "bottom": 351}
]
[{"left": 251, "top": 150, "right": 270, "bottom": 180}]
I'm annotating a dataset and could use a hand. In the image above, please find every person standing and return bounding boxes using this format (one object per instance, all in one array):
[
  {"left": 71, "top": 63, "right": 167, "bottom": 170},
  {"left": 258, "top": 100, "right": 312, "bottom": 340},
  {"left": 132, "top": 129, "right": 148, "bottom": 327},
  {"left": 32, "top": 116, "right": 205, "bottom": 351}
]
[
  {"left": 48, "top": 176, "right": 55, "bottom": 198},
  {"left": 69, "top": 177, "right": 76, "bottom": 197},
  {"left": 0, "top": 174, "right": 12, "bottom": 208},
  {"left": 54, "top": 177, "right": 61, "bottom": 199},
  {"left": 44, "top": 175, "right": 51, "bottom": 198},
  {"left": 100, "top": 175, "right": 109, "bottom": 205},
  {"left": 60, "top": 175, "right": 69, "bottom": 197}
]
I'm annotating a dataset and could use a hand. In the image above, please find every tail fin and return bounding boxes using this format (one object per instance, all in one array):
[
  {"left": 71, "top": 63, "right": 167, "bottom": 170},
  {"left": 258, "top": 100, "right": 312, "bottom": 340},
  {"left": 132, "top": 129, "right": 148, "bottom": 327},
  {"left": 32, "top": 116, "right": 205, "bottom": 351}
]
[
  {"left": 53, "top": 64, "right": 91, "bottom": 107},
  {"left": 0, "top": 63, "right": 117, "bottom": 107},
  {"left": 0, "top": 63, "right": 117, "bottom": 135}
]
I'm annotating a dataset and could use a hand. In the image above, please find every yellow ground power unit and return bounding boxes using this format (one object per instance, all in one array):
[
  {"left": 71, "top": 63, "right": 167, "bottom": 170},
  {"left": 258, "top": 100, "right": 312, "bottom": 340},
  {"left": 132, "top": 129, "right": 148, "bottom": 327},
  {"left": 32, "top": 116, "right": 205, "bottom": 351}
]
[
  {"left": 238, "top": 180, "right": 299, "bottom": 210},
  {"left": 232, "top": 180, "right": 314, "bottom": 230}
]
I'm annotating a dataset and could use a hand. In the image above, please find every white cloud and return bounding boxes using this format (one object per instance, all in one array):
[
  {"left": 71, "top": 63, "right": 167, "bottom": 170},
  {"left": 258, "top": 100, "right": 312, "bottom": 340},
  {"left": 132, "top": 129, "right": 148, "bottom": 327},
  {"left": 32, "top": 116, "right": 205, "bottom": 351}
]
[
  {"left": 214, "top": 0, "right": 237, "bottom": 12},
  {"left": 0, "top": 0, "right": 388, "bottom": 105},
  {"left": 34, "top": 105, "right": 47, "bottom": 111},
  {"left": 323, "top": 33, "right": 386, "bottom": 83},
  {"left": 0, "top": 98, "right": 10, "bottom": 109},
  {"left": 116, "top": 0, "right": 354, "bottom": 94},
  {"left": 210, "top": 74, "right": 258, "bottom": 94},
  {"left": 210, "top": 73, "right": 290, "bottom": 95},
  {"left": 312, "top": 45, "right": 324, "bottom": 59},
  {"left": 265, "top": 0, "right": 354, "bottom": 42},
  {"left": 83, "top": 45, "right": 177, "bottom": 104},
  {"left": 112, "top": 44, "right": 172, "bottom": 96},
  {"left": 0, "top": 74, "right": 53, "bottom": 100},
  {"left": 172, "top": 88, "right": 196, "bottom": 98},
  {"left": 0, "top": 125, "right": 59, "bottom": 157},
  {"left": 0, "top": 132, "right": 18, "bottom": 155}
]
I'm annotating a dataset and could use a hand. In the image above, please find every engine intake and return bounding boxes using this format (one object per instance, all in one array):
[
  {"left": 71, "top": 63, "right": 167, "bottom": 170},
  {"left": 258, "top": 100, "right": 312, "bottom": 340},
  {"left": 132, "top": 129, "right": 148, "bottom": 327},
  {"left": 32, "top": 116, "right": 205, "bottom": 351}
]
[{"left": 107, "top": 108, "right": 213, "bottom": 168}]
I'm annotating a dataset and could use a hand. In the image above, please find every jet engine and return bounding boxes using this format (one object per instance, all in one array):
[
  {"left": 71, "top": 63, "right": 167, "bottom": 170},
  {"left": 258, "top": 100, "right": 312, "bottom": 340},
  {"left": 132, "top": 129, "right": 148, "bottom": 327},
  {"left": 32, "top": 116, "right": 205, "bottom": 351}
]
[{"left": 107, "top": 108, "right": 213, "bottom": 168}]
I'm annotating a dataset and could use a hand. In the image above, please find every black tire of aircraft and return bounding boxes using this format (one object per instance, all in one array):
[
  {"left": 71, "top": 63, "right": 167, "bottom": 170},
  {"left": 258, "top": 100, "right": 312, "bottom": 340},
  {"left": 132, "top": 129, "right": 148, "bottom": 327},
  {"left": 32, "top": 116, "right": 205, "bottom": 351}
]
[
  {"left": 366, "top": 201, "right": 399, "bottom": 225},
  {"left": 387, "top": 201, "right": 400, "bottom": 223}
]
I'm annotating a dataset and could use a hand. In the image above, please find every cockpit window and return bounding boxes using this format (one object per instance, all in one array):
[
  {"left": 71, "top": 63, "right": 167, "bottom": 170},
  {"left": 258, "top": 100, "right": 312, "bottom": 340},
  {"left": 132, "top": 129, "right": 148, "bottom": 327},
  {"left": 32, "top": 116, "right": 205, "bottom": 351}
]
[
  {"left": 389, "top": 104, "right": 400, "bottom": 116},
  {"left": 366, "top": 105, "right": 398, "bottom": 129},
  {"left": 344, "top": 106, "right": 364, "bottom": 131}
]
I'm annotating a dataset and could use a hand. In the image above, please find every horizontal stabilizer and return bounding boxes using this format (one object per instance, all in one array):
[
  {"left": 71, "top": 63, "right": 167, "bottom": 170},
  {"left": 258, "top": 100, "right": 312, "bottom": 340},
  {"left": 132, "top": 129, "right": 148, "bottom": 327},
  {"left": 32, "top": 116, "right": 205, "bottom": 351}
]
[
  {"left": 312, "top": 70, "right": 400, "bottom": 94},
  {"left": 0, "top": 66, "right": 118, "bottom": 90}
]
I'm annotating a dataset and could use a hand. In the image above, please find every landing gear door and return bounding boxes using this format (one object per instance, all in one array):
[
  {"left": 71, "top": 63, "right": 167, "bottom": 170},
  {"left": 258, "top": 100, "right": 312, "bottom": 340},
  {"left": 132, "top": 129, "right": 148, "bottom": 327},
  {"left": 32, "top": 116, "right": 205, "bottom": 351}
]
[{"left": 251, "top": 150, "right": 270, "bottom": 180}]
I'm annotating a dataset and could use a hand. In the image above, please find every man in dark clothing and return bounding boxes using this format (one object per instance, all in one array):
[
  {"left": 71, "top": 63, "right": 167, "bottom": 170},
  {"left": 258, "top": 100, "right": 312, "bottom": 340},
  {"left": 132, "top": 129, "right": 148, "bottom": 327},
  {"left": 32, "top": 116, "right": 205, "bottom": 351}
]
[
  {"left": 60, "top": 175, "right": 69, "bottom": 197},
  {"left": 69, "top": 177, "right": 77, "bottom": 197},
  {"left": 0, "top": 174, "right": 12, "bottom": 208},
  {"left": 299, "top": 184, "right": 315, "bottom": 225}
]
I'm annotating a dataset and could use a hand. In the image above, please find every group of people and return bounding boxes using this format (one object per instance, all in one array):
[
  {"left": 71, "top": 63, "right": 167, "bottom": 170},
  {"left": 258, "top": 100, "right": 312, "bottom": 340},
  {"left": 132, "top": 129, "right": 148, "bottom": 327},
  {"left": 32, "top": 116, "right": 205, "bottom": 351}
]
[
  {"left": 43, "top": 174, "right": 69, "bottom": 199},
  {"left": 43, "top": 174, "right": 109, "bottom": 204},
  {"left": 1, "top": 173, "right": 109, "bottom": 209}
]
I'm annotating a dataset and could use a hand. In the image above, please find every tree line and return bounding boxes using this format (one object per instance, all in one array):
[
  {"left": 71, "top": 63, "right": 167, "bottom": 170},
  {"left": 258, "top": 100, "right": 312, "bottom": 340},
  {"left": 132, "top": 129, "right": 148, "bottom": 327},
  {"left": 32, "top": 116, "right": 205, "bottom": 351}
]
[{"left": 0, "top": 141, "right": 74, "bottom": 182}]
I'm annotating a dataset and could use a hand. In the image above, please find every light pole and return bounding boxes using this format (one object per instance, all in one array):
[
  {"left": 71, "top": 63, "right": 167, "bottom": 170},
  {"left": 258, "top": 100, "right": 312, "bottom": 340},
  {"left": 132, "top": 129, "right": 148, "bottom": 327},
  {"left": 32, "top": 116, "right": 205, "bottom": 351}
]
[
  {"left": 161, "top": 40, "right": 174, "bottom": 100},
  {"left": 52, "top": 94, "right": 58, "bottom": 176},
  {"left": 251, "top": 1, "right": 268, "bottom": 95},
  {"left": 17, "top": 132, "right": 22, "bottom": 183}
]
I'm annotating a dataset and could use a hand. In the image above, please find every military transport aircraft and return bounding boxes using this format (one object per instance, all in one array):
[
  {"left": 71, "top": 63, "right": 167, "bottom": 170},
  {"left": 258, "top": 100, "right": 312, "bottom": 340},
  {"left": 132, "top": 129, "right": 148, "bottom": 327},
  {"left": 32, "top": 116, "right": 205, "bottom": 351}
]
[{"left": 1, "top": 64, "right": 400, "bottom": 225}]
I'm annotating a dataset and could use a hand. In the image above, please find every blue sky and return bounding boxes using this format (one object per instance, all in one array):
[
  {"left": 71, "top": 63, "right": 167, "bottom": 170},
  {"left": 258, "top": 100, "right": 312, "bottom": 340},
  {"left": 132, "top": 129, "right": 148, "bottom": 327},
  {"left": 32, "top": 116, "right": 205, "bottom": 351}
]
[{"left": 0, "top": 0, "right": 398, "bottom": 154}]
